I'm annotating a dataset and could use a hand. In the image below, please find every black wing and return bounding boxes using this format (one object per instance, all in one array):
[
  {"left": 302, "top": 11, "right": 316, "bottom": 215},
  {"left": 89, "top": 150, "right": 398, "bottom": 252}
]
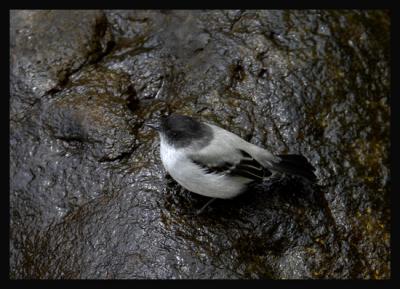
[{"left": 191, "top": 149, "right": 272, "bottom": 181}]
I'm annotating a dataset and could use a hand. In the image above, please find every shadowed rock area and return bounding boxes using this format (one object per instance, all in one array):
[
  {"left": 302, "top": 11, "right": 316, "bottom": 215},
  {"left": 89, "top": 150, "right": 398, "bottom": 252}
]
[{"left": 10, "top": 10, "right": 390, "bottom": 279}]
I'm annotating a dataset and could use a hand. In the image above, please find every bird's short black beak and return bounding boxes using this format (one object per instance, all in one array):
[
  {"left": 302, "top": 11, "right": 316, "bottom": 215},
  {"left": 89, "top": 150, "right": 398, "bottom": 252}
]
[{"left": 144, "top": 122, "right": 161, "bottom": 131}]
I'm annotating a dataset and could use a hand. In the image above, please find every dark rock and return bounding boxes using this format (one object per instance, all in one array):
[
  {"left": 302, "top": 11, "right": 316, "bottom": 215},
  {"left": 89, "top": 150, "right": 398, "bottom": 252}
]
[
  {"left": 40, "top": 65, "right": 137, "bottom": 162},
  {"left": 10, "top": 10, "right": 390, "bottom": 279},
  {"left": 10, "top": 10, "right": 113, "bottom": 97}
]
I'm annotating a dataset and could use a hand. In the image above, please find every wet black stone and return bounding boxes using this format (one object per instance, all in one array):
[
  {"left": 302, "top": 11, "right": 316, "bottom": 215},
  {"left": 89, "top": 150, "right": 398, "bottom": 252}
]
[{"left": 10, "top": 10, "right": 390, "bottom": 279}]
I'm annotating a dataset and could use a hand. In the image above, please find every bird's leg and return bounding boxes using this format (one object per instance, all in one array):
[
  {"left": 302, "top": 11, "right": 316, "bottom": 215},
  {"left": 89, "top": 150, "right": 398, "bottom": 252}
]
[
  {"left": 195, "top": 198, "right": 217, "bottom": 215},
  {"left": 269, "top": 172, "right": 285, "bottom": 183}
]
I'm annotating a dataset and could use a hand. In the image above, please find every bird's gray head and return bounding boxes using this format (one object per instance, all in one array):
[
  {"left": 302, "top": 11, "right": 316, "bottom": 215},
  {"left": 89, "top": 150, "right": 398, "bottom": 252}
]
[{"left": 146, "top": 114, "right": 213, "bottom": 148}]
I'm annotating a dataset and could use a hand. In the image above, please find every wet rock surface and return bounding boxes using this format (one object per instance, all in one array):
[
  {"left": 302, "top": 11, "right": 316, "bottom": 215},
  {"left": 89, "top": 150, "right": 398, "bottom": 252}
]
[{"left": 10, "top": 10, "right": 390, "bottom": 279}]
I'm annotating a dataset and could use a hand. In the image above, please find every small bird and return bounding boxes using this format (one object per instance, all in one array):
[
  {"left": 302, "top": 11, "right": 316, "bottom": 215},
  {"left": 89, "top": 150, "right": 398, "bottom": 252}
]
[{"left": 146, "top": 114, "right": 316, "bottom": 214}]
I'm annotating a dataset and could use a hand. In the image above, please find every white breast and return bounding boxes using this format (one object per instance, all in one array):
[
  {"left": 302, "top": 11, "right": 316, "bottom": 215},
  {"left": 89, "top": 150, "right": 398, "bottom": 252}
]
[{"left": 159, "top": 137, "right": 250, "bottom": 199}]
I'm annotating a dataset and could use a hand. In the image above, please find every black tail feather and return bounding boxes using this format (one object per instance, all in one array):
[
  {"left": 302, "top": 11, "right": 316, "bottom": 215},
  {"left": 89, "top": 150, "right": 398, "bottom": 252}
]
[{"left": 273, "top": 154, "right": 317, "bottom": 183}]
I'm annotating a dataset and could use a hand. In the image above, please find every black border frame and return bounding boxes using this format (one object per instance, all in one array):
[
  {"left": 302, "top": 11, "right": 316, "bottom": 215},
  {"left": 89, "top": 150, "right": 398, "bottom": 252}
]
[{"left": 5, "top": 1, "right": 397, "bottom": 288}]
